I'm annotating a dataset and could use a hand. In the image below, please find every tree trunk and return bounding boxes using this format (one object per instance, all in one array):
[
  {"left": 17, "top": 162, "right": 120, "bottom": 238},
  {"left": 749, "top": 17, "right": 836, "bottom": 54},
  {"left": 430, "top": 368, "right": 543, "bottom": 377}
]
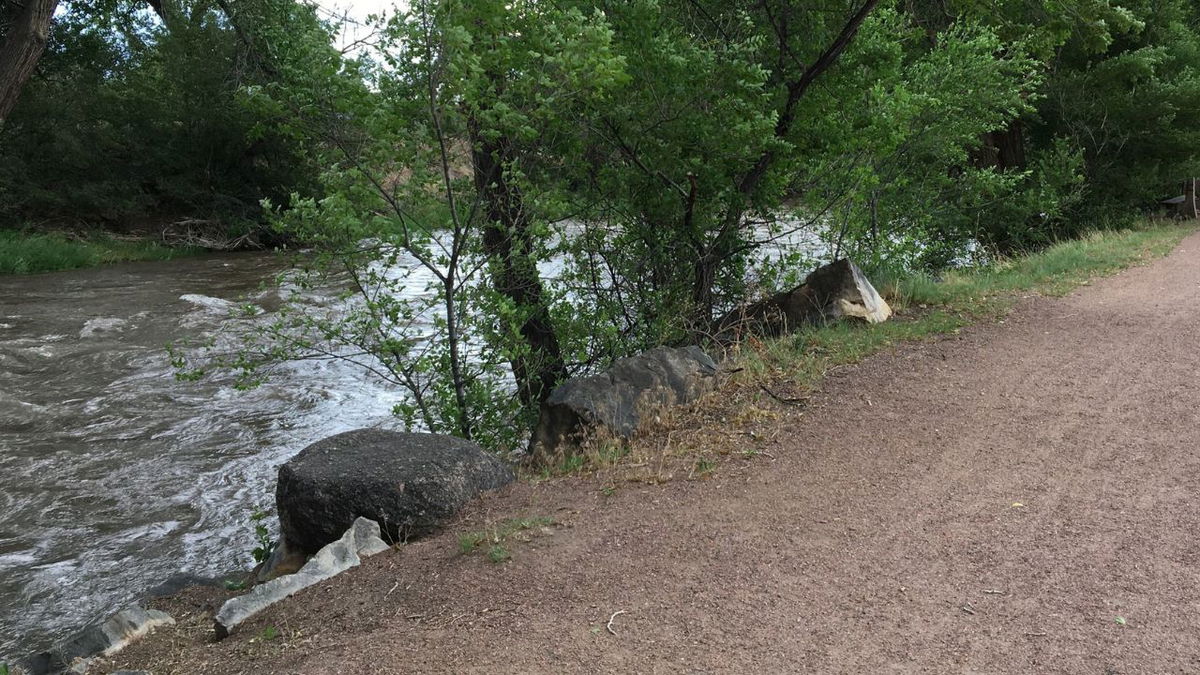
[
  {"left": 470, "top": 125, "right": 568, "bottom": 408},
  {"left": 973, "top": 120, "right": 1027, "bottom": 171},
  {"left": 0, "top": 0, "right": 59, "bottom": 127},
  {"left": 1179, "top": 178, "right": 1199, "bottom": 220}
]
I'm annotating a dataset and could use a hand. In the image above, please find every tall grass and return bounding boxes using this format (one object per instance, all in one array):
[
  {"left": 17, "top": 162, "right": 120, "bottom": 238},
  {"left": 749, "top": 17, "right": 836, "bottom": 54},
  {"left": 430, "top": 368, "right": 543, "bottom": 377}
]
[
  {"left": 893, "top": 225, "right": 1190, "bottom": 308},
  {"left": 0, "top": 230, "right": 199, "bottom": 275}
]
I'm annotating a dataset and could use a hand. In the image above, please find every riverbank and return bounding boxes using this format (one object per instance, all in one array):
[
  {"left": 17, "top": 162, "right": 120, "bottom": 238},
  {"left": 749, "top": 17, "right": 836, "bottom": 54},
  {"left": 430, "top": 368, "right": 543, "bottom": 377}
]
[
  {"left": 533, "top": 219, "right": 1193, "bottom": 478},
  {"left": 0, "top": 229, "right": 202, "bottom": 275},
  {"left": 76, "top": 219, "right": 1199, "bottom": 674}
]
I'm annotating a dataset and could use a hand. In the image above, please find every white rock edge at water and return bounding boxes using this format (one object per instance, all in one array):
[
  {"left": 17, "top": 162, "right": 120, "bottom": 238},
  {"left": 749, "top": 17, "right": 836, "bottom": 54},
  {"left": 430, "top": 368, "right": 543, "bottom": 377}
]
[
  {"left": 213, "top": 517, "right": 391, "bottom": 639},
  {"left": 15, "top": 605, "right": 173, "bottom": 675}
]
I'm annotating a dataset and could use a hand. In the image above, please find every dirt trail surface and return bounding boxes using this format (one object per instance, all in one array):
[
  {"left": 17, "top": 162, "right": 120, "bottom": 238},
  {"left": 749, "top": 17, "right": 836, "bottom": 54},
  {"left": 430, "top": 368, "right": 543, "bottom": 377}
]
[{"left": 107, "top": 234, "right": 1200, "bottom": 674}]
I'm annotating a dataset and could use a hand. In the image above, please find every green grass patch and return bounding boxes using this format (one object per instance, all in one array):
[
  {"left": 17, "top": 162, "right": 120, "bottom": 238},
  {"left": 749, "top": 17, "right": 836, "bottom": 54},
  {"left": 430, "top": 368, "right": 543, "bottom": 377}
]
[
  {"left": 0, "top": 229, "right": 201, "bottom": 275},
  {"left": 737, "top": 222, "right": 1194, "bottom": 389},
  {"left": 458, "top": 516, "right": 556, "bottom": 562}
]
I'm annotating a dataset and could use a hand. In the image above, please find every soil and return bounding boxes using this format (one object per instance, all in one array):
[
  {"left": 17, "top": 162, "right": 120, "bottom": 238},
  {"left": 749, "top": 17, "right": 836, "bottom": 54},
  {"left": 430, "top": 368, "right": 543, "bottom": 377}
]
[{"left": 98, "top": 232, "right": 1200, "bottom": 674}]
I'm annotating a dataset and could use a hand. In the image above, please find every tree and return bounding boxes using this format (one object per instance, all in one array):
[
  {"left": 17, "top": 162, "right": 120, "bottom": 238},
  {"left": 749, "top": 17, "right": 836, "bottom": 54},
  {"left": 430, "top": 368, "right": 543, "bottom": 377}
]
[
  {"left": 173, "top": 0, "right": 627, "bottom": 450},
  {"left": 0, "top": 0, "right": 59, "bottom": 126},
  {"left": 0, "top": 0, "right": 326, "bottom": 229}
]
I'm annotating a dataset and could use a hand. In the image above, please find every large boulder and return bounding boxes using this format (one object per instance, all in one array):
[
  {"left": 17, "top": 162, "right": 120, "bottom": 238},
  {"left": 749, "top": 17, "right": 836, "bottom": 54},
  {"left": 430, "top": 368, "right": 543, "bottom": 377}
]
[
  {"left": 277, "top": 429, "right": 514, "bottom": 554},
  {"left": 716, "top": 258, "right": 891, "bottom": 340},
  {"left": 531, "top": 346, "right": 718, "bottom": 459}
]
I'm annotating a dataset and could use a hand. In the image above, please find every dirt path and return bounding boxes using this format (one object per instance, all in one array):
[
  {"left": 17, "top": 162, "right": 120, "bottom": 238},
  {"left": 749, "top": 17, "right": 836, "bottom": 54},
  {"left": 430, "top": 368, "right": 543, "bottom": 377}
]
[{"left": 109, "top": 233, "right": 1200, "bottom": 674}]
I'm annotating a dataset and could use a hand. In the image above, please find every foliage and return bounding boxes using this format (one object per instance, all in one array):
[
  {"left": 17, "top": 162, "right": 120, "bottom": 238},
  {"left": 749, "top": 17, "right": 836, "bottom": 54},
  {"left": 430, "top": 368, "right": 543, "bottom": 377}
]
[
  {"left": 174, "top": 0, "right": 629, "bottom": 452},
  {"left": 796, "top": 10, "right": 1050, "bottom": 270},
  {"left": 249, "top": 507, "right": 277, "bottom": 565},
  {"left": 1037, "top": 0, "right": 1200, "bottom": 227},
  {"left": 0, "top": 0, "right": 327, "bottom": 231}
]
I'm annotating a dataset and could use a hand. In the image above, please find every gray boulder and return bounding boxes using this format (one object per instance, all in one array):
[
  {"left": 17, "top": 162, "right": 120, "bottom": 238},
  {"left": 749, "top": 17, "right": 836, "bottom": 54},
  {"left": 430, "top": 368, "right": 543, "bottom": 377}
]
[
  {"left": 277, "top": 429, "right": 514, "bottom": 554},
  {"left": 531, "top": 346, "right": 718, "bottom": 459},
  {"left": 716, "top": 258, "right": 892, "bottom": 340},
  {"left": 214, "top": 517, "right": 390, "bottom": 639}
]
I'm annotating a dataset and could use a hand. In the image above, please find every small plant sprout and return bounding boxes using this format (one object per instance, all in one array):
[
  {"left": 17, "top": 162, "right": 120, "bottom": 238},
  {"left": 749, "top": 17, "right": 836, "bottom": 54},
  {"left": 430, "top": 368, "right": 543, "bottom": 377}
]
[
  {"left": 487, "top": 545, "right": 512, "bottom": 564},
  {"left": 250, "top": 507, "right": 278, "bottom": 565},
  {"left": 457, "top": 516, "right": 555, "bottom": 561},
  {"left": 693, "top": 457, "right": 717, "bottom": 478},
  {"left": 458, "top": 532, "right": 486, "bottom": 554}
]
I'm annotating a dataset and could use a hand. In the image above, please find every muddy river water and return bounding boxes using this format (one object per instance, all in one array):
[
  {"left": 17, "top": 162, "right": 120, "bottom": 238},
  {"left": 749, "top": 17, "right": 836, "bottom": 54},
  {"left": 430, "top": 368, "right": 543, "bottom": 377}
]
[{"left": 0, "top": 252, "right": 412, "bottom": 660}]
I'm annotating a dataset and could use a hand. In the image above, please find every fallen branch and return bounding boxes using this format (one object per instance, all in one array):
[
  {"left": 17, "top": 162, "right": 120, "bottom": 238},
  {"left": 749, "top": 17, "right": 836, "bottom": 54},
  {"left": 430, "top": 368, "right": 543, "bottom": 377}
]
[{"left": 759, "top": 383, "right": 810, "bottom": 406}]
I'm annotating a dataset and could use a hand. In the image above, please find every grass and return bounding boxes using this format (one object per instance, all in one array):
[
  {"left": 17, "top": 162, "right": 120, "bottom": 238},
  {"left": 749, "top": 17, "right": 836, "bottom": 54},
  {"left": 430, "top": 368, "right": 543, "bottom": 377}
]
[
  {"left": 457, "top": 516, "right": 556, "bottom": 562},
  {"left": 0, "top": 229, "right": 201, "bottom": 275},
  {"left": 528, "top": 438, "right": 630, "bottom": 480}
]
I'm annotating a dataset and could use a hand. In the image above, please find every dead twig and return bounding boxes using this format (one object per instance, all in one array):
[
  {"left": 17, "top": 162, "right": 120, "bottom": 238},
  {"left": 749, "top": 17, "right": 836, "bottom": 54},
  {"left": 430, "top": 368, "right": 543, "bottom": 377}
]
[
  {"left": 759, "top": 383, "right": 810, "bottom": 407},
  {"left": 960, "top": 604, "right": 977, "bottom": 615},
  {"left": 607, "top": 610, "right": 627, "bottom": 636},
  {"left": 983, "top": 589, "right": 1006, "bottom": 595}
]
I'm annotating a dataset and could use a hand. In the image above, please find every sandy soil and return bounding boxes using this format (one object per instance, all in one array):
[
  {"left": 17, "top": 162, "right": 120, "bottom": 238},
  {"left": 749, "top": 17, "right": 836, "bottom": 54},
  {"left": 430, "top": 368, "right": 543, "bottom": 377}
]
[{"left": 100, "top": 232, "right": 1200, "bottom": 674}]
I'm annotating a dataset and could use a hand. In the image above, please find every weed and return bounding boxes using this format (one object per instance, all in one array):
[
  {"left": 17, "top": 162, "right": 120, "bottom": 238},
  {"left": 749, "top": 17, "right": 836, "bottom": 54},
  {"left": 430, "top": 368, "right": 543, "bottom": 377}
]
[
  {"left": 223, "top": 578, "right": 247, "bottom": 591},
  {"left": 249, "top": 508, "right": 277, "bottom": 565},
  {"left": 528, "top": 436, "right": 633, "bottom": 480},
  {"left": 458, "top": 532, "right": 486, "bottom": 555},
  {"left": 458, "top": 516, "right": 556, "bottom": 561},
  {"left": 692, "top": 456, "right": 716, "bottom": 478},
  {"left": 560, "top": 454, "right": 587, "bottom": 474},
  {"left": 486, "top": 545, "right": 512, "bottom": 563},
  {"left": 600, "top": 484, "right": 616, "bottom": 497}
]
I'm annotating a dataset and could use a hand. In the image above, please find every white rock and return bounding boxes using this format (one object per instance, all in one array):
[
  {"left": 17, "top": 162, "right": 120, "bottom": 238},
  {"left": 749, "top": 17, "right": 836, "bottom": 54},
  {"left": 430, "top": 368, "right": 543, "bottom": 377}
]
[{"left": 213, "top": 517, "right": 391, "bottom": 638}]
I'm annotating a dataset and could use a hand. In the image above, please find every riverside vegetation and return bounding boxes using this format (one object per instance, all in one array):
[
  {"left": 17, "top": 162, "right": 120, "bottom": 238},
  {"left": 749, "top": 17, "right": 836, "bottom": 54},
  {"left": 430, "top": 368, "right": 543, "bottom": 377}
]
[
  {"left": 0, "top": 230, "right": 199, "bottom": 275},
  {"left": 531, "top": 220, "right": 1193, "bottom": 481},
  {"left": 3, "top": 0, "right": 1200, "bottom": 457}
]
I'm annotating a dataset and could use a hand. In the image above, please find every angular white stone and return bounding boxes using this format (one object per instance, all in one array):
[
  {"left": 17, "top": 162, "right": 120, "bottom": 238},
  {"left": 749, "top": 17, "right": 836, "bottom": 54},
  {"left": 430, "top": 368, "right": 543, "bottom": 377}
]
[{"left": 214, "top": 517, "right": 390, "bottom": 638}]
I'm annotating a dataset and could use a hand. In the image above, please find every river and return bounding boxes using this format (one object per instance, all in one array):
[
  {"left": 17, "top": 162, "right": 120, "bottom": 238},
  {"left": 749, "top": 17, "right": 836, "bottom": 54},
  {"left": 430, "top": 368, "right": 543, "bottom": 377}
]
[{"left": 0, "top": 252, "right": 414, "bottom": 661}]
